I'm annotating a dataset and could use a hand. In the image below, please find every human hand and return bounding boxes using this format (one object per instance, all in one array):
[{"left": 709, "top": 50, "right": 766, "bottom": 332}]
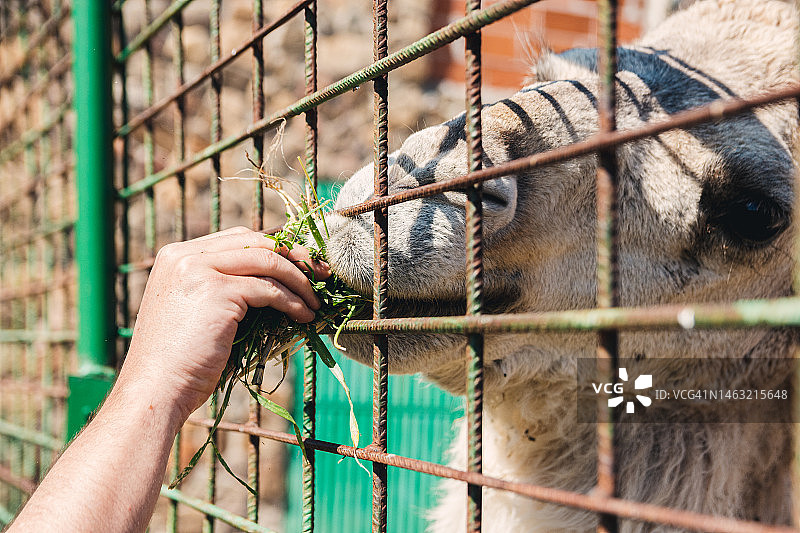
[{"left": 118, "top": 226, "right": 330, "bottom": 428}]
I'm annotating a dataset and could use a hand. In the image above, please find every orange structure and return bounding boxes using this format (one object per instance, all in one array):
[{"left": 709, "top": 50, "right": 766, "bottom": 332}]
[{"left": 431, "top": 0, "right": 646, "bottom": 89}]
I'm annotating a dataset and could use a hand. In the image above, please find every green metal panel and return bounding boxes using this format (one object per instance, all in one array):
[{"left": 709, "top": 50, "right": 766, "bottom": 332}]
[
  {"left": 65, "top": 375, "right": 114, "bottom": 442},
  {"left": 287, "top": 182, "right": 463, "bottom": 533},
  {"left": 288, "top": 341, "right": 463, "bottom": 533}
]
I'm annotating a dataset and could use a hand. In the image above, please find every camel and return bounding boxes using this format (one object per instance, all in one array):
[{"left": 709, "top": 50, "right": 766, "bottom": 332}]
[{"left": 325, "top": 1, "right": 800, "bottom": 530}]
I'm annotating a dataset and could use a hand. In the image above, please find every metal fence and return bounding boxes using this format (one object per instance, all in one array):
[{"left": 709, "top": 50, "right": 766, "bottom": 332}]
[
  {"left": 3, "top": 0, "right": 800, "bottom": 532},
  {"left": 0, "top": 0, "right": 77, "bottom": 525}
]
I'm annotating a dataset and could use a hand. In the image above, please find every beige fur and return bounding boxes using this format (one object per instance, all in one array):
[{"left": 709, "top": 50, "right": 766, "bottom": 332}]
[{"left": 326, "top": 1, "right": 800, "bottom": 530}]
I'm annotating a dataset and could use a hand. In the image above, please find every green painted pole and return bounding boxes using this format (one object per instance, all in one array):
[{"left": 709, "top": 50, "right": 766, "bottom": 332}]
[{"left": 71, "top": 0, "right": 115, "bottom": 376}]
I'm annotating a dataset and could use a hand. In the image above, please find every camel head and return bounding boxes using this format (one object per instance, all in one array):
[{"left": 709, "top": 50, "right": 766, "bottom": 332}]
[{"left": 325, "top": 0, "right": 799, "bottom": 394}]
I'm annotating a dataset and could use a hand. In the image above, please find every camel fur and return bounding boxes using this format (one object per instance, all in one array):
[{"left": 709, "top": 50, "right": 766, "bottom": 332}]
[{"left": 326, "top": 1, "right": 800, "bottom": 530}]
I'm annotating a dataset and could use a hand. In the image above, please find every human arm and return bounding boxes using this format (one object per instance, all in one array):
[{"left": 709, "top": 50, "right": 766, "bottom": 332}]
[{"left": 8, "top": 227, "right": 329, "bottom": 532}]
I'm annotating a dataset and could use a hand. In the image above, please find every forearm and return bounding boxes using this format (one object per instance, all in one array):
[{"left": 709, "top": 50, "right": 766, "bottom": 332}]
[
  {"left": 6, "top": 229, "right": 326, "bottom": 531},
  {"left": 9, "top": 377, "right": 183, "bottom": 533}
]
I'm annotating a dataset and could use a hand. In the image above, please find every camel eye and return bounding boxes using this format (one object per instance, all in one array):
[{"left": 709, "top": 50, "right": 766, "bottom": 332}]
[{"left": 716, "top": 197, "right": 788, "bottom": 245}]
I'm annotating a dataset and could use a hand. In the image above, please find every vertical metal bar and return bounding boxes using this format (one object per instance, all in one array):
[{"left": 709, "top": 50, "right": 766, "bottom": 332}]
[
  {"left": 72, "top": 0, "right": 115, "bottom": 373},
  {"left": 167, "top": 9, "right": 186, "bottom": 532},
  {"left": 248, "top": 0, "right": 265, "bottom": 524},
  {"left": 209, "top": 0, "right": 222, "bottom": 235},
  {"left": 11, "top": 343, "right": 21, "bottom": 511},
  {"left": 792, "top": 1, "right": 800, "bottom": 527},
  {"left": 57, "top": 0, "right": 72, "bottom": 460},
  {"left": 464, "top": 1, "right": 484, "bottom": 532},
  {"left": 143, "top": 0, "right": 156, "bottom": 256},
  {"left": 371, "top": 1, "right": 389, "bottom": 532},
  {"left": 22, "top": 28, "right": 37, "bottom": 504},
  {"left": 174, "top": 11, "right": 187, "bottom": 244},
  {"left": 301, "top": 2, "right": 318, "bottom": 532},
  {"left": 114, "top": 0, "right": 131, "bottom": 356},
  {"left": 304, "top": 2, "right": 318, "bottom": 193},
  {"left": 301, "top": 354, "right": 316, "bottom": 533},
  {"left": 595, "top": 1, "right": 619, "bottom": 533},
  {"left": 205, "top": 2, "right": 222, "bottom": 532},
  {"left": 251, "top": 0, "right": 265, "bottom": 231},
  {"left": 37, "top": 16, "right": 55, "bottom": 478}
]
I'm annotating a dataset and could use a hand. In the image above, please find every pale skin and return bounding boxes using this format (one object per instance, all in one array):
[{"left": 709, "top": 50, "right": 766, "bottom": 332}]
[{"left": 7, "top": 227, "right": 330, "bottom": 533}]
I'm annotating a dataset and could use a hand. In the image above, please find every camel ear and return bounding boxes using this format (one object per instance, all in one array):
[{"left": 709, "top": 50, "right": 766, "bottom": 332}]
[{"left": 525, "top": 49, "right": 598, "bottom": 85}]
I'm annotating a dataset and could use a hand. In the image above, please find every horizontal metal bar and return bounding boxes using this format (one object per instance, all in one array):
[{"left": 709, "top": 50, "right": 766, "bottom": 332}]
[
  {"left": 0, "top": 502, "right": 14, "bottom": 526},
  {"left": 0, "top": 219, "right": 75, "bottom": 254},
  {"left": 0, "top": 160, "right": 72, "bottom": 213},
  {"left": 0, "top": 330, "right": 76, "bottom": 343},
  {"left": 117, "top": 257, "right": 155, "bottom": 274},
  {"left": 0, "top": 102, "right": 70, "bottom": 163},
  {"left": 340, "top": 297, "right": 800, "bottom": 333},
  {"left": 117, "top": 327, "right": 133, "bottom": 338},
  {"left": 116, "top": 0, "right": 314, "bottom": 137},
  {"left": 115, "top": 0, "right": 197, "bottom": 62},
  {"left": 116, "top": 0, "right": 538, "bottom": 198},
  {"left": 0, "top": 7, "right": 69, "bottom": 87},
  {"left": 0, "top": 419, "right": 62, "bottom": 450},
  {"left": 117, "top": 296, "right": 800, "bottom": 341},
  {"left": 187, "top": 418, "right": 795, "bottom": 533},
  {"left": 0, "top": 274, "right": 73, "bottom": 303},
  {"left": 0, "top": 380, "right": 69, "bottom": 399},
  {"left": 336, "top": 83, "right": 800, "bottom": 217},
  {"left": 159, "top": 486, "right": 276, "bottom": 533},
  {"left": 0, "top": 465, "right": 36, "bottom": 495},
  {"left": 0, "top": 54, "right": 72, "bottom": 135}
]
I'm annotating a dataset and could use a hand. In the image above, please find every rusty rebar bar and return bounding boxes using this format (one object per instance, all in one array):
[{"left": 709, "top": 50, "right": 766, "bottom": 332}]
[
  {"left": 115, "top": 0, "right": 314, "bottom": 138},
  {"left": 595, "top": 2, "right": 619, "bottom": 532},
  {"left": 371, "top": 1, "right": 390, "bottom": 531},
  {"left": 115, "top": 0, "right": 538, "bottom": 199},
  {"left": 302, "top": 1, "right": 318, "bottom": 531},
  {"left": 464, "top": 0, "right": 484, "bottom": 531},
  {"left": 187, "top": 417, "right": 798, "bottom": 533},
  {"left": 337, "top": 83, "right": 800, "bottom": 218},
  {"left": 247, "top": 0, "right": 265, "bottom": 525}
]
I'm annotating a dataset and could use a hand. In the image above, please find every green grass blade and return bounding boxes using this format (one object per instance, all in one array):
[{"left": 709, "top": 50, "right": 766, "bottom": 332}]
[
  {"left": 212, "top": 440, "right": 258, "bottom": 497},
  {"left": 245, "top": 384, "right": 308, "bottom": 463}
]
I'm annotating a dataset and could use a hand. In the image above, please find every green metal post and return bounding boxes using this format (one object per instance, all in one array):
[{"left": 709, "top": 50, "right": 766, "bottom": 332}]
[
  {"left": 68, "top": 0, "right": 116, "bottom": 440},
  {"left": 71, "top": 0, "right": 115, "bottom": 375}
]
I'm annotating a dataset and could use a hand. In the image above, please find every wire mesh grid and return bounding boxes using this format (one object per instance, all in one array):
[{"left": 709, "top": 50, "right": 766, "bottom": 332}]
[
  {"left": 3, "top": 0, "right": 800, "bottom": 531},
  {"left": 0, "top": 0, "right": 76, "bottom": 525}
]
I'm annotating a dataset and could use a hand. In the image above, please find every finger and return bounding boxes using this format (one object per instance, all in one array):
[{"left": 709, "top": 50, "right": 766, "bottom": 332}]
[
  {"left": 201, "top": 248, "right": 321, "bottom": 309},
  {"left": 231, "top": 276, "right": 316, "bottom": 323},
  {"left": 282, "top": 244, "right": 331, "bottom": 280},
  {"left": 191, "top": 231, "right": 331, "bottom": 279},
  {"left": 155, "top": 227, "right": 253, "bottom": 260},
  {"left": 184, "top": 226, "right": 252, "bottom": 245}
]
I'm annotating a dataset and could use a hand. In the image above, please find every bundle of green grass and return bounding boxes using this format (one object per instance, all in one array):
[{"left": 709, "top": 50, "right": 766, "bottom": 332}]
[{"left": 171, "top": 164, "right": 368, "bottom": 493}]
